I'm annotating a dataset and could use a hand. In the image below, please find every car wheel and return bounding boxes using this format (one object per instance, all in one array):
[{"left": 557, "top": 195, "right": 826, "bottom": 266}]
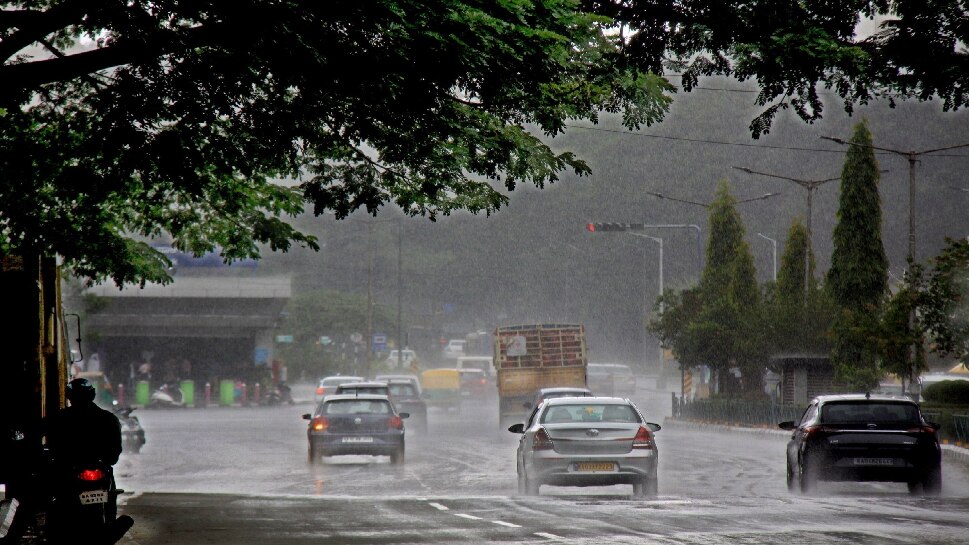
[
  {"left": 517, "top": 465, "right": 526, "bottom": 495},
  {"left": 524, "top": 471, "right": 540, "bottom": 496},
  {"left": 786, "top": 458, "right": 798, "bottom": 492},
  {"left": 798, "top": 454, "right": 818, "bottom": 494},
  {"left": 308, "top": 444, "right": 319, "bottom": 465},
  {"left": 391, "top": 446, "right": 405, "bottom": 465},
  {"left": 921, "top": 465, "right": 942, "bottom": 496}
]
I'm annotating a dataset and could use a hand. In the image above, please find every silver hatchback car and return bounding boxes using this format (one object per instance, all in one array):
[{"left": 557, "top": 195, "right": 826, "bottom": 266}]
[{"left": 508, "top": 396, "right": 661, "bottom": 497}]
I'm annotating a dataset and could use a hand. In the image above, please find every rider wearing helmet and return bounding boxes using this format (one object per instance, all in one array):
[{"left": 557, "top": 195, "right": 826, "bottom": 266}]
[{"left": 46, "top": 377, "right": 123, "bottom": 467}]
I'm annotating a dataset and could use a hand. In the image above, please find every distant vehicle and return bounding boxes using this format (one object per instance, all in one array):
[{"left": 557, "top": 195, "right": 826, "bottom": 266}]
[
  {"left": 442, "top": 339, "right": 467, "bottom": 360},
  {"left": 586, "top": 363, "right": 615, "bottom": 396},
  {"left": 303, "top": 394, "right": 408, "bottom": 465},
  {"left": 509, "top": 396, "right": 661, "bottom": 497},
  {"left": 778, "top": 394, "right": 942, "bottom": 495},
  {"left": 386, "top": 380, "right": 428, "bottom": 434},
  {"left": 384, "top": 349, "right": 419, "bottom": 369},
  {"left": 494, "top": 324, "right": 588, "bottom": 429},
  {"left": 458, "top": 368, "right": 491, "bottom": 401},
  {"left": 456, "top": 356, "right": 496, "bottom": 379},
  {"left": 373, "top": 373, "right": 422, "bottom": 395},
  {"left": 526, "top": 387, "right": 594, "bottom": 410},
  {"left": 334, "top": 381, "right": 391, "bottom": 397},
  {"left": 314, "top": 376, "right": 365, "bottom": 404},
  {"left": 420, "top": 368, "right": 462, "bottom": 413}
]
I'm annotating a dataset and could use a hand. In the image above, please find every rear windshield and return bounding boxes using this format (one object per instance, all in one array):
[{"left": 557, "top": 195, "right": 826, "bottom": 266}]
[
  {"left": 388, "top": 384, "right": 417, "bottom": 396},
  {"left": 322, "top": 400, "right": 391, "bottom": 415},
  {"left": 338, "top": 386, "right": 388, "bottom": 395},
  {"left": 541, "top": 404, "right": 641, "bottom": 424},
  {"left": 820, "top": 402, "right": 921, "bottom": 424}
]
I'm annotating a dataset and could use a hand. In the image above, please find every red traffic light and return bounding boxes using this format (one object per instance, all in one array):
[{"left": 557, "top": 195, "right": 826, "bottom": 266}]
[{"left": 586, "top": 223, "right": 596, "bottom": 232}]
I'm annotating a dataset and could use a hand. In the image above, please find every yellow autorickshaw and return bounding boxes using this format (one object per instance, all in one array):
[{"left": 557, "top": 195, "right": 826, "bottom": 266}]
[{"left": 420, "top": 368, "right": 462, "bottom": 413}]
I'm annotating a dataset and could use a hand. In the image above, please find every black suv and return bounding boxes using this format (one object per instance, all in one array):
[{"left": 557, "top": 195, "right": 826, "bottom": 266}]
[{"left": 779, "top": 394, "right": 942, "bottom": 495}]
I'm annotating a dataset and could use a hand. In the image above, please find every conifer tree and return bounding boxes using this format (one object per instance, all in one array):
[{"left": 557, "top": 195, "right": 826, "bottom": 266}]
[{"left": 827, "top": 120, "right": 888, "bottom": 391}]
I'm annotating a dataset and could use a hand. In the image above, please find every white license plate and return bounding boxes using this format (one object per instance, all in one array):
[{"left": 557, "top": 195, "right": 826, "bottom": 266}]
[
  {"left": 342, "top": 436, "right": 374, "bottom": 443},
  {"left": 79, "top": 490, "right": 108, "bottom": 505},
  {"left": 853, "top": 457, "right": 895, "bottom": 466}
]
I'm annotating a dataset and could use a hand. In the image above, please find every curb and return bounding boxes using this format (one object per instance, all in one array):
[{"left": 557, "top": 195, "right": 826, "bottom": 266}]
[{"left": 662, "top": 417, "right": 969, "bottom": 465}]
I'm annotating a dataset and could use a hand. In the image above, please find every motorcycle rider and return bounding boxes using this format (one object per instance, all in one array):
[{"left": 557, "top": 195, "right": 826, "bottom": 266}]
[{"left": 45, "top": 377, "right": 132, "bottom": 543}]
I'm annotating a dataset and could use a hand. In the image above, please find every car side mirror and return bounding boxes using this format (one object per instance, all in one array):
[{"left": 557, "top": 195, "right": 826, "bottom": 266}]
[
  {"left": 778, "top": 421, "right": 796, "bottom": 431},
  {"left": 645, "top": 422, "right": 661, "bottom": 432},
  {"left": 399, "top": 412, "right": 410, "bottom": 419},
  {"left": 301, "top": 413, "right": 311, "bottom": 420},
  {"left": 507, "top": 423, "right": 525, "bottom": 434}
]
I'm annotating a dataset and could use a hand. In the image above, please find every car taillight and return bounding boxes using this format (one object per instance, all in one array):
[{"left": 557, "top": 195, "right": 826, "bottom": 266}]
[
  {"left": 533, "top": 427, "right": 554, "bottom": 451},
  {"left": 315, "top": 386, "right": 326, "bottom": 396},
  {"left": 803, "top": 425, "right": 838, "bottom": 440},
  {"left": 479, "top": 378, "right": 487, "bottom": 385},
  {"left": 906, "top": 425, "right": 939, "bottom": 434},
  {"left": 78, "top": 468, "right": 106, "bottom": 481},
  {"left": 311, "top": 416, "right": 329, "bottom": 431},
  {"left": 388, "top": 415, "right": 403, "bottom": 429},
  {"left": 632, "top": 426, "right": 655, "bottom": 449}
]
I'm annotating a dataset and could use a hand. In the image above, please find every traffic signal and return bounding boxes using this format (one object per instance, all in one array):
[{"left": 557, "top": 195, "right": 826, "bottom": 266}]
[{"left": 586, "top": 222, "right": 630, "bottom": 232}]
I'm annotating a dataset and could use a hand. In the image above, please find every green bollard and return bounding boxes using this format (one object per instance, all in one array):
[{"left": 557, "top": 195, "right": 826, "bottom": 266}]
[
  {"left": 219, "top": 379, "right": 235, "bottom": 406},
  {"left": 180, "top": 380, "right": 195, "bottom": 407},
  {"left": 136, "top": 380, "right": 150, "bottom": 407}
]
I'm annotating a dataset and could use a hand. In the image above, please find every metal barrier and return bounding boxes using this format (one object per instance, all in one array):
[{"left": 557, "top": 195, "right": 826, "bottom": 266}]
[
  {"left": 674, "top": 397, "right": 802, "bottom": 427},
  {"left": 954, "top": 414, "right": 969, "bottom": 444}
]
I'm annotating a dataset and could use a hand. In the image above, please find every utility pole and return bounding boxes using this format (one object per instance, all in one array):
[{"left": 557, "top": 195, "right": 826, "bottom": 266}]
[
  {"left": 365, "top": 220, "right": 374, "bottom": 377},
  {"left": 397, "top": 219, "right": 403, "bottom": 370},
  {"left": 733, "top": 167, "right": 839, "bottom": 298}
]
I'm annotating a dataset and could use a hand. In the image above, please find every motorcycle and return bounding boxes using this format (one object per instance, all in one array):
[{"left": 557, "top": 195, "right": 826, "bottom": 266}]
[
  {"left": 262, "top": 381, "right": 294, "bottom": 406},
  {"left": 113, "top": 406, "right": 146, "bottom": 453},
  {"left": 148, "top": 382, "right": 185, "bottom": 408},
  {"left": 46, "top": 457, "right": 133, "bottom": 545}
]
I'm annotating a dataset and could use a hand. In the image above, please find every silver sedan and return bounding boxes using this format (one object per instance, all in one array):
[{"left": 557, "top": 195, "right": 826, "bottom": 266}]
[{"left": 508, "top": 396, "right": 660, "bottom": 497}]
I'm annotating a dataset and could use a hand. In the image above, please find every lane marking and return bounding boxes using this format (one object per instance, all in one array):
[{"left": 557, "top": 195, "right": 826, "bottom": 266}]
[
  {"left": 428, "top": 502, "right": 449, "bottom": 511},
  {"left": 454, "top": 513, "right": 483, "bottom": 520},
  {"left": 535, "top": 532, "right": 564, "bottom": 540},
  {"left": 492, "top": 520, "right": 522, "bottom": 528}
]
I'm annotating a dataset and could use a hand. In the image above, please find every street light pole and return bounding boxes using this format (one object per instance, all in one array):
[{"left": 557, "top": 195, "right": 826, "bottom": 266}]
[
  {"left": 628, "top": 233, "right": 663, "bottom": 373},
  {"left": 733, "top": 167, "right": 839, "bottom": 298},
  {"left": 757, "top": 233, "right": 777, "bottom": 282}
]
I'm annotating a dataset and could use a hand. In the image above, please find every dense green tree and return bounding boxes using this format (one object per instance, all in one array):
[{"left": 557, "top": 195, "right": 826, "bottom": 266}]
[
  {"left": 827, "top": 120, "right": 888, "bottom": 391},
  {"left": 651, "top": 181, "right": 767, "bottom": 395},
  {"left": 877, "top": 264, "right": 926, "bottom": 393},
  {"left": 0, "top": 1, "right": 674, "bottom": 287},
  {"left": 920, "top": 238, "right": 969, "bottom": 360},
  {"left": 765, "top": 219, "right": 834, "bottom": 354}
]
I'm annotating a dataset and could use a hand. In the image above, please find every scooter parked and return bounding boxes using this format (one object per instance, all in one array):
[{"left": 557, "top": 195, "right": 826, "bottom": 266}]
[
  {"left": 262, "top": 381, "right": 294, "bottom": 406},
  {"left": 113, "top": 406, "right": 145, "bottom": 453},
  {"left": 148, "top": 382, "right": 185, "bottom": 408}
]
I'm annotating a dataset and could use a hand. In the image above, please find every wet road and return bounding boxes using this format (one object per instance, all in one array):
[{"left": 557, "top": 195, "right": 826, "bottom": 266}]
[{"left": 114, "top": 381, "right": 969, "bottom": 544}]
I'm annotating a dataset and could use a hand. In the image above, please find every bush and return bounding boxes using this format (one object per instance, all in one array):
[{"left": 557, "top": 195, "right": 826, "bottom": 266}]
[{"left": 923, "top": 380, "right": 969, "bottom": 404}]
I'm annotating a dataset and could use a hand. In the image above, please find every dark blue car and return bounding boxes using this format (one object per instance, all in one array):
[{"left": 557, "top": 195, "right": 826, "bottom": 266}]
[{"left": 303, "top": 394, "right": 408, "bottom": 465}]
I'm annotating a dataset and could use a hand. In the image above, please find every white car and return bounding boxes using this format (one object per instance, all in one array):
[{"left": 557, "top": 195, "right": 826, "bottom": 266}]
[
  {"left": 385, "top": 349, "right": 418, "bottom": 369},
  {"left": 442, "top": 339, "right": 466, "bottom": 360},
  {"left": 314, "top": 375, "right": 364, "bottom": 404}
]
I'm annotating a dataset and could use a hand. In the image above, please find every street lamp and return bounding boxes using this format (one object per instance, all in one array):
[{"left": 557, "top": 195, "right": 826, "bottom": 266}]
[
  {"left": 757, "top": 233, "right": 777, "bottom": 282},
  {"left": 733, "top": 166, "right": 838, "bottom": 297},
  {"left": 628, "top": 233, "right": 664, "bottom": 375},
  {"left": 644, "top": 190, "right": 781, "bottom": 208}
]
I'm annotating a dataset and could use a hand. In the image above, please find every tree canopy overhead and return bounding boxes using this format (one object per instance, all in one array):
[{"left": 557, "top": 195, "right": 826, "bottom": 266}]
[{"left": 2, "top": 1, "right": 965, "bottom": 287}]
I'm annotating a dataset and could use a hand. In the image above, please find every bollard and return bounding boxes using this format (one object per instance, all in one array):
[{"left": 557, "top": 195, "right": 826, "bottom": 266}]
[
  {"left": 240, "top": 382, "right": 248, "bottom": 406},
  {"left": 136, "top": 380, "right": 151, "bottom": 407},
  {"left": 180, "top": 380, "right": 195, "bottom": 408},
  {"left": 204, "top": 382, "right": 211, "bottom": 408},
  {"left": 219, "top": 379, "right": 234, "bottom": 406},
  {"left": 253, "top": 383, "right": 261, "bottom": 406},
  {"left": 117, "top": 383, "right": 125, "bottom": 406}
]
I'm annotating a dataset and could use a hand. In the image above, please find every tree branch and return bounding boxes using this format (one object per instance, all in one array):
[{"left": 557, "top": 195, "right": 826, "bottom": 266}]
[{"left": 0, "top": 1, "right": 109, "bottom": 63}]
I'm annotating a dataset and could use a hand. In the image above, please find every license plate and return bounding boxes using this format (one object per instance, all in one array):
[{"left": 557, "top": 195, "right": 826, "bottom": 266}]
[
  {"left": 342, "top": 436, "right": 374, "bottom": 443},
  {"left": 853, "top": 457, "right": 895, "bottom": 466},
  {"left": 573, "top": 462, "right": 616, "bottom": 472},
  {"left": 79, "top": 490, "right": 108, "bottom": 505}
]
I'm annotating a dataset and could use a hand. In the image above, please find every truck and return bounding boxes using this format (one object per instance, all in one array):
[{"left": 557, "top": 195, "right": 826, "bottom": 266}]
[{"left": 493, "top": 323, "right": 588, "bottom": 430}]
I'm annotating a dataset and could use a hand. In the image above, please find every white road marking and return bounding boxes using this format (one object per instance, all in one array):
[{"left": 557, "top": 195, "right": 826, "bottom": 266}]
[
  {"left": 492, "top": 520, "right": 522, "bottom": 528},
  {"left": 454, "top": 513, "right": 483, "bottom": 520},
  {"left": 428, "top": 502, "right": 449, "bottom": 511},
  {"left": 534, "top": 532, "right": 564, "bottom": 540}
]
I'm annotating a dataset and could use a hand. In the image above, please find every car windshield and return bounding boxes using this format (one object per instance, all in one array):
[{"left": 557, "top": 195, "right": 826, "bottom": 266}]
[
  {"left": 540, "top": 403, "right": 640, "bottom": 424},
  {"left": 388, "top": 384, "right": 417, "bottom": 396},
  {"left": 322, "top": 400, "right": 392, "bottom": 415},
  {"left": 820, "top": 402, "right": 921, "bottom": 424}
]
